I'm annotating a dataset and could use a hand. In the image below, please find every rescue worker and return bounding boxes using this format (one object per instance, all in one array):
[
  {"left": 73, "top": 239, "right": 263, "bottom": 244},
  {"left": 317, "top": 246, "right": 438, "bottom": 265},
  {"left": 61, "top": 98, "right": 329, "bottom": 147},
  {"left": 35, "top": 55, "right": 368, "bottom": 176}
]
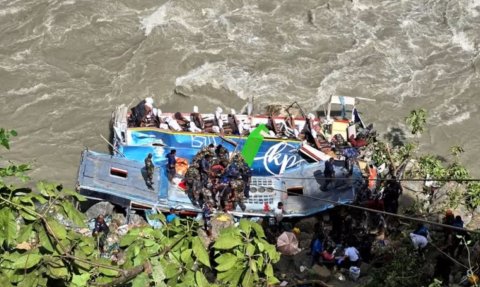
[
  {"left": 383, "top": 176, "right": 402, "bottom": 214},
  {"left": 144, "top": 153, "right": 154, "bottom": 187},
  {"left": 200, "top": 153, "right": 212, "bottom": 187},
  {"left": 231, "top": 178, "right": 246, "bottom": 212},
  {"left": 200, "top": 186, "right": 214, "bottom": 207},
  {"left": 215, "top": 144, "right": 229, "bottom": 160},
  {"left": 367, "top": 163, "right": 378, "bottom": 192},
  {"left": 92, "top": 215, "right": 109, "bottom": 253},
  {"left": 202, "top": 201, "right": 213, "bottom": 236},
  {"left": 321, "top": 157, "right": 335, "bottom": 191},
  {"left": 184, "top": 162, "right": 201, "bottom": 206},
  {"left": 238, "top": 159, "right": 252, "bottom": 199},
  {"left": 210, "top": 159, "right": 227, "bottom": 179},
  {"left": 166, "top": 149, "right": 176, "bottom": 183}
]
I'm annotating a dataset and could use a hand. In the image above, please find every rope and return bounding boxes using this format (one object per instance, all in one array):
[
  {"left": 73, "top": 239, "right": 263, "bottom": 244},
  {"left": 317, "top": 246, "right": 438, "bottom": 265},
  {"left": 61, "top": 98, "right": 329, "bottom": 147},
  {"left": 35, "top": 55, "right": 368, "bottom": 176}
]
[
  {"left": 270, "top": 187, "right": 480, "bottom": 234},
  {"left": 430, "top": 242, "right": 468, "bottom": 269},
  {"left": 268, "top": 175, "right": 480, "bottom": 182}
]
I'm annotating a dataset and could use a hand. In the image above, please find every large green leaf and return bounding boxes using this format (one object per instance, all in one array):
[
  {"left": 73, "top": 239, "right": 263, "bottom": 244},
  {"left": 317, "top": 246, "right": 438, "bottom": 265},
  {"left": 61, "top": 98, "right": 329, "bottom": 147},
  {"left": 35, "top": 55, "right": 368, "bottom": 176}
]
[
  {"left": 246, "top": 243, "right": 255, "bottom": 256},
  {"left": 38, "top": 226, "right": 54, "bottom": 253},
  {"left": 250, "top": 221, "right": 265, "bottom": 238},
  {"left": 264, "top": 263, "right": 274, "bottom": 277},
  {"left": 17, "top": 271, "right": 38, "bottom": 287},
  {"left": 37, "top": 182, "right": 56, "bottom": 197},
  {"left": 16, "top": 224, "right": 33, "bottom": 244},
  {"left": 239, "top": 219, "right": 252, "bottom": 237},
  {"left": 119, "top": 235, "right": 137, "bottom": 247},
  {"left": 98, "top": 266, "right": 119, "bottom": 277},
  {"left": 180, "top": 249, "right": 193, "bottom": 264},
  {"left": 71, "top": 273, "right": 90, "bottom": 287},
  {"left": 132, "top": 272, "right": 150, "bottom": 287},
  {"left": 48, "top": 266, "right": 69, "bottom": 279},
  {"left": 267, "top": 274, "right": 280, "bottom": 285},
  {"left": 13, "top": 252, "right": 43, "bottom": 269},
  {"left": 215, "top": 253, "right": 238, "bottom": 272},
  {"left": 19, "top": 210, "right": 37, "bottom": 221},
  {"left": 73, "top": 249, "right": 92, "bottom": 271},
  {"left": 163, "top": 260, "right": 179, "bottom": 279},
  {"left": 0, "top": 208, "right": 17, "bottom": 247},
  {"left": 192, "top": 237, "right": 210, "bottom": 267},
  {"left": 152, "top": 265, "right": 167, "bottom": 287},
  {"left": 217, "top": 266, "right": 242, "bottom": 286},
  {"left": 195, "top": 271, "right": 209, "bottom": 287},
  {"left": 242, "top": 269, "right": 254, "bottom": 287},
  {"left": 62, "top": 201, "right": 86, "bottom": 227},
  {"left": 0, "top": 273, "right": 13, "bottom": 287},
  {"left": 46, "top": 219, "right": 67, "bottom": 240},
  {"left": 213, "top": 233, "right": 242, "bottom": 250}
]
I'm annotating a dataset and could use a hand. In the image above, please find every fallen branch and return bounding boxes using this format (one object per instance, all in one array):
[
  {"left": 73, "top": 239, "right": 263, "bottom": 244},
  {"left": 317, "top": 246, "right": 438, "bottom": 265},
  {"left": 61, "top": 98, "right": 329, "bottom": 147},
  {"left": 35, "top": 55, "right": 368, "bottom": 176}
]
[{"left": 90, "top": 234, "right": 188, "bottom": 287}]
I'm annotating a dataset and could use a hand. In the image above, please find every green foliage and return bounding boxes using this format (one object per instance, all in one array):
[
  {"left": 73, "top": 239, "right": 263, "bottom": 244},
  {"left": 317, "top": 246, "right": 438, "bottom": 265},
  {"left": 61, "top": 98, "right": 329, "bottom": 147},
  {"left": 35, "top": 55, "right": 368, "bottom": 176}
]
[
  {"left": 405, "top": 108, "right": 427, "bottom": 136},
  {"left": 213, "top": 219, "right": 280, "bottom": 287},
  {"left": 417, "top": 155, "right": 446, "bottom": 179},
  {"left": 0, "top": 128, "right": 17, "bottom": 150},
  {"left": 449, "top": 145, "right": 464, "bottom": 158},
  {"left": 364, "top": 246, "right": 430, "bottom": 287},
  {"left": 466, "top": 182, "right": 480, "bottom": 209}
]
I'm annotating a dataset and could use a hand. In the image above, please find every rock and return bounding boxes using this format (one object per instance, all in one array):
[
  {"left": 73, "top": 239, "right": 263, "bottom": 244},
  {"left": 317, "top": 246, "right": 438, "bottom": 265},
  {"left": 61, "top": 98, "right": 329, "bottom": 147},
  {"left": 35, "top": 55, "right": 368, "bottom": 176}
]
[
  {"left": 309, "top": 264, "right": 332, "bottom": 282},
  {"left": 292, "top": 249, "right": 311, "bottom": 270},
  {"left": 295, "top": 216, "right": 319, "bottom": 233},
  {"left": 210, "top": 213, "right": 234, "bottom": 240},
  {"left": 111, "top": 213, "right": 127, "bottom": 225},
  {"left": 85, "top": 201, "right": 115, "bottom": 220},
  {"left": 196, "top": 228, "right": 212, "bottom": 249},
  {"left": 129, "top": 213, "right": 147, "bottom": 226},
  {"left": 360, "top": 262, "right": 371, "bottom": 274},
  {"left": 274, "top": 254, "right": 295, "bottom": 274},
  {"left": 299, "top": 239, "right": 311, "bottom": 250}
]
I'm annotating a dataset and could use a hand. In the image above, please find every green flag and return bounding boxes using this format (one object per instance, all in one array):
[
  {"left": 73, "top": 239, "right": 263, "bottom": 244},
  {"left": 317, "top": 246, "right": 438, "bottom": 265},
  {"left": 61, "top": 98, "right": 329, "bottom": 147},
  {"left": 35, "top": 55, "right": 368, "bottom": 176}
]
[{"left": 241, "top": 124, "right": 269, "bottom": 167}]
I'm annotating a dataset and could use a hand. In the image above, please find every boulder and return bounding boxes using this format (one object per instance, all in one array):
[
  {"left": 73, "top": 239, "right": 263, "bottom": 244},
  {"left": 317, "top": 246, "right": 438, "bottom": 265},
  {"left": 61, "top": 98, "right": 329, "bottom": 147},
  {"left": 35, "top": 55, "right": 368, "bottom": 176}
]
[
  {"left": 111, "top": 213, "right": 127, "bottom": 225},
  {"left": 292, "top": 249, "right": 311, "bottom": 270},
  {"left": 210, "top": 213, "right": 234, "bottom": 240},
  {"left": 274, "top": 254, "right": 295, "bottom": 274},
  {"left": 309, "top": 264, "right": 332, "bottom": 282},
  {"left": 129, "top": 213, "right": 147, "bottom": 227},
  {"left": 295, "top": 216, "right": 319, "bottom": 233},
  {"left": 85, "top": 201, "right": 115, "bottom": 220},
  {"left": 360, "top": 262, "right": 371, "bottom": 274}
]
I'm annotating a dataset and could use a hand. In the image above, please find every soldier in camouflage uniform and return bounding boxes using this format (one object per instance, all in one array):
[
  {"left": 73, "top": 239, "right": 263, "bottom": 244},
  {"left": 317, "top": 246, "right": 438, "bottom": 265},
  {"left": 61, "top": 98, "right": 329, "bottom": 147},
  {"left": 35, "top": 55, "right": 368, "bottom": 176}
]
[
  {"left": 200, "top": 186, "right": 214, "bottom": 206},
  {"left": 238, "top": 158, "right": 252, "bottom": 199},
  {"left": 231, "top": 178, "right": 246, "bottom": 212},
  {"left": 215, "top": 144, "right": 229, "bottom": 160},
  {"left": 184, "top": 163, "right": 201, "bottom": 206}
]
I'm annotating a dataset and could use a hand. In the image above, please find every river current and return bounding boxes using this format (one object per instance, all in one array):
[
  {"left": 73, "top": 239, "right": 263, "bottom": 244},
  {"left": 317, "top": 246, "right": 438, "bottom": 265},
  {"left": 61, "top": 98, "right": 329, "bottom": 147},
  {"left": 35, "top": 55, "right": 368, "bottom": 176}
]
[{"left": 1, "top": 0, "right": 479, "bottom": 186}]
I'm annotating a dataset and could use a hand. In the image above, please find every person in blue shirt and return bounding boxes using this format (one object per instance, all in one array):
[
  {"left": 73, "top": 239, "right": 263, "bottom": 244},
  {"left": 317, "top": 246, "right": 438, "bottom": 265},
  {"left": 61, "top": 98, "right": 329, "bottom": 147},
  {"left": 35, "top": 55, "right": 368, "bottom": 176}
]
[
  {"left": 166, "top": 208, "right": 178, "bottom": 223},
  {"left": 166, "top": 149, "right": 176, "bottom": 182},
  {"left": 199, "top": 153, "right": 211, "bottom": 187}
]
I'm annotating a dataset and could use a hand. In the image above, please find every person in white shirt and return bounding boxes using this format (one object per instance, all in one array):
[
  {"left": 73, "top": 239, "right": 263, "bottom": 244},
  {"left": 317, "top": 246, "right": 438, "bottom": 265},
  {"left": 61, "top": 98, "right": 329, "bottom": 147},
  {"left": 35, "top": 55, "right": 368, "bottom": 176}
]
[
  {"left": 410, "top": 233, "right": 428, "bottom": 250},
  {"left": 339, "top": 244, "right": 360, "bottom": 268}
]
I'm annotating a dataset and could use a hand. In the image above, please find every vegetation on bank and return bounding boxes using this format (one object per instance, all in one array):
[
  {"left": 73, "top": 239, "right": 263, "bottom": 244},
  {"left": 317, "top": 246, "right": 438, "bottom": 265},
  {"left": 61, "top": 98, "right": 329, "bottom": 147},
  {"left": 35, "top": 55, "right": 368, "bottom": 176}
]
[
  {"left": 0, "top": 129, "right": 280, "bottom": 286},
  {"left": 370, "top": 109, "right": 480, "bottom": 211},
  {"left": 363, "top": 109, "right": 480, "bottom": 287}
]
